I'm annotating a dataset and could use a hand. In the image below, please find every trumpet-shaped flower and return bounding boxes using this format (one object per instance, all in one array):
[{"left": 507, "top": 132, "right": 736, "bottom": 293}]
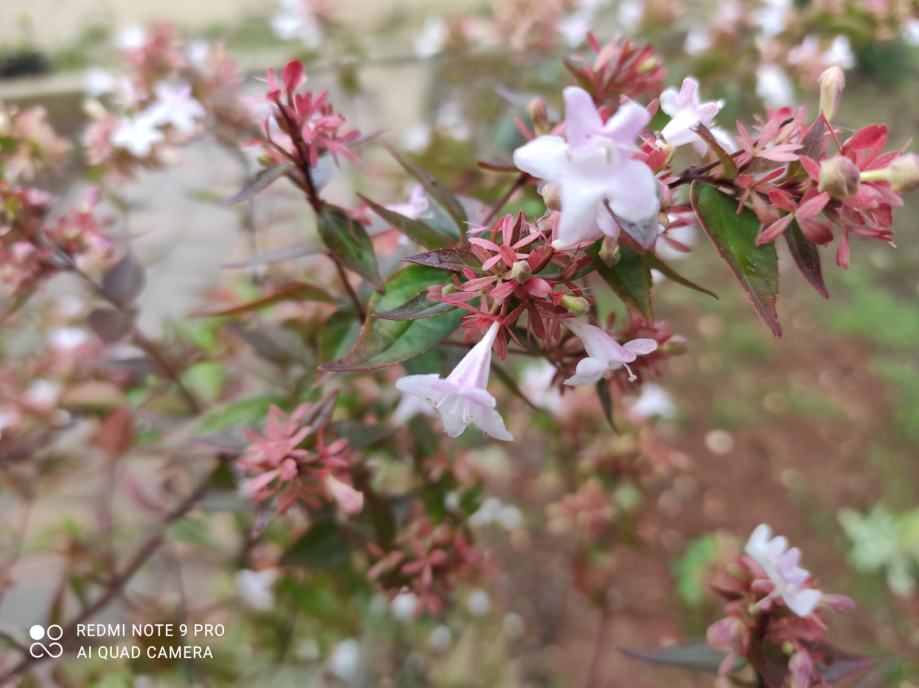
[
  {"left": 745, "top": 523, "right": 822, "bottom": 617},
  {"left": 513, "top": 86, "right": 659, "bottom": 249},
  {"left": 564, "top": 319, "right": 658, "bottom": 386},
  {"left": 660, "top": 77, "right": 723, "bottom": 154},
  {"left": 396, "top": 322, "right": 512, "bottom": 441}
]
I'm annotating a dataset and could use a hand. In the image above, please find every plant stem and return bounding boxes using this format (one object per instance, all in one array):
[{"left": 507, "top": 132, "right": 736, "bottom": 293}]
[
  {"left": 332, "top": 255, "right": 366, "bottom": 322},
  {"left": 482, "top": 173, "right": 530, "bottom": 226}
]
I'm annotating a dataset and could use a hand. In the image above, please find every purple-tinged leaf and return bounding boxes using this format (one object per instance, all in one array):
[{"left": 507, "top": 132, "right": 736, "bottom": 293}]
[
  {"left": 359, "top": 193, "right": 452, "bottom": 250},
  {"left": 102, "top": 253, "right": 146, "bottom": 308},
  {"left": 88, "top": 307, "right": 134, "bottom": 343},
  {"left": 403, "top": 248, "right": 481, "bottom": 273},
  {"left": 317, "top": 205, "right": 383, "bottom": 292},
  {"left": 195, "top": 282, "right": 336, "bottom": 318},
  {"left": 321, "top": 265, "right": 463, "bottom": 371},
  {"left": 222, "top": 241, "right": 322, "bottom": 269},
  {"left": 622, "top": 641, "right": 731, "bottom": 673},
  {"left": 374, "top": 292, "right": 455, "bottom": 321},
  {"left": 784, "top": 220, "right": 828, "bottom": 299},
  {"left": 810, "top": 642, "right": 874, "bottom": 683},
  {"left": 691, "top": 181, "right": 782, "bottom": 337},
  {"left": 386, "top": 144, "right": 467, "bottom": 235},
  {"left": 222, "top": 163, "right": 293, "bottom": 205}
]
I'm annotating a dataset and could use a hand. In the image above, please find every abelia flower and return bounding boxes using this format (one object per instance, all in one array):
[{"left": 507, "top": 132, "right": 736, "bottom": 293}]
[
  {"left": 659, "top": 77, "right": 724, "bottom": 155},
  {"left": 111, "top": 112, "right": 165, "bottom": 157},
  {"left": 145, "top": 82, "right": 205, "bottom": 135},
  {"left": 513, "top": 86, "right": 659, "bottom": 249},
  {"left": 563, "top": 318, "right": 658, "bottom": 386},
  {"left": 745, "top": 523, "right": 821, "bottom": 617},
  {"left": 395, "top": 321, "right": 513, "bottom": 441}
]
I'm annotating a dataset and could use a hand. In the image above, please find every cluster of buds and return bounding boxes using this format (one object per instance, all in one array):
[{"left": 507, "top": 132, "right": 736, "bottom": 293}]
[
  {"left": 564, "top": 34, "right": 666, "bottom": 106},
  {"left": 258, "top": 60, "right": 360, "bottom": 202},
  {"left": 238, "top": 400, "right": 364, "bottom": 517},
  {"left": 706, "top": 524, "right": 856, "bottom": 687},
  {"left": 368, "top": 510, "right": 484, "bottom": 614},
  {"left": 1, "top": 184, "right": 111, "bottom": 297},
  {"left": 82, "top": 23, "right": 249, "bottom": 175},
  {"left": 0, "top": 104, "right": 70, "bottom": 184}
]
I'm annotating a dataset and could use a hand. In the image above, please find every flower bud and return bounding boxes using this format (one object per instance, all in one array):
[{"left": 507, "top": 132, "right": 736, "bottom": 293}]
[
  {"left": 510, "top": 259, "right": 532, "bottom": 282},
  {"left": 598, "top": 236, "right": 620, "bottom": 266},
  {"left": 659, "top": 336, "right": 688, "bottom": 356},
  {"left": 885, "top": 154, "right": 919, "bottom": 192},
  {"left": 789, "top": 651, "right": 814, "bottom": 688},
  {"left": 560, "top": 295, "right": 590, "bottom": 315},
  {"left": 527, "top": 98, "right": 550, "bottom": 135},
  {"left": 638, "top": 56, "right": 661, "bottom": 74},
  {"left": 541, "top": 184, "right": 561, "bottom": 211},
  {"left": 818, "top": 66, "right": 845, "bottom": 122},
  {"left": 818, "top": 155, "right": 860, "bottom": 198}
]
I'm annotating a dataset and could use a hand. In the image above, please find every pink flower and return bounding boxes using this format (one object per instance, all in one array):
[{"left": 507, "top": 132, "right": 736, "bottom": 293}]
[
  {"left": 563, "top": 319, "right": 658, "bottom": 386},
  {"left": 396, "top": 321, "right": 513, "bottom": 441},
  {"left": 513, "top": 86, "right": 659, "bottom": 249},
  {"left": 659, "top": 77, "right": 723, "bottom": 154},
  {"left": 745, "top": 523, "right": 822, "bottom": 617},
  {"left": 325, "top": 474, "right": 364, "bottom": 514}
]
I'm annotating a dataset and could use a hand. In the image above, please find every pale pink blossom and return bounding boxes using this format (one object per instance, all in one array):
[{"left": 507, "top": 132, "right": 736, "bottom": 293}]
[
  {"left": 660, "top": 77, "right": 723, "bottom": 155},
  {"left": 513, "top": 86, "right": 659, "bottom": 249},
  {"left": 564, "top": 319, "right": 657, "bottom": 386},
  {"left": 745, "top": 523, "right": 822, "bottom": 617},
  {"left": 395, "top": 322, "right": 513, "bottom": 441}
]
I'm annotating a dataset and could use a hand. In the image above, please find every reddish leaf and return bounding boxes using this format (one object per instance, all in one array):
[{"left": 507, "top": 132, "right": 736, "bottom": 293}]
[
  {"left": 96, "top": 407, "right": 135, "bottom": 458},
  {"left": 88, "top": 307, "right": 134, "bottom": 343},
  {"left": 102, "top": 253, "right": 146, "bottom": 308},
  {"left": 784, "top": 220, "right": 828, "bottom": 298}
]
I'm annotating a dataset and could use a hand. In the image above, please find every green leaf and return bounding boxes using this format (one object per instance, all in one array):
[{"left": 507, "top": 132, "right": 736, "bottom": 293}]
[
  {"left": 690, "top": 181, "right": 781, "bottom": 336},
  {"left": 387, "top": 145, "right": 467, "bottom": 236},
  {"left": 359, "top": 193, "right": 452, "bottom": 249},
  {"left": 320, "top": 265, "right": 464, "bottom": 371},
  {"left": 318, "top": 310, "right": 361, "bottom": 362},
  {"left": 317, "top": 205, "right": 383, "bottom": 291},
  {"left": 281, "top": 520, "right": 348, "bottom": 569},
  {"left": 643, "top": 253, "right": 718, "bottom": 300},
  {"left": 196, "top": 282, "right": 336, "bottom": 317},
  {"left": 593, "top": 245, "right": 653, "bottom": 321},
  {"left": 623, "top": 641, "right": 733, "bottom": 673},
  {"left": 374, "top": 292, "right": 456, "bottom": 321},
  {"left": 180, "top": 361, "right": 226, "bottom": 404},
  {"left": 198, "top": 394, "right": 285, "bottom": 433},
  {"left": 784, "top": 220, "right": 828, "bottom": 299}
]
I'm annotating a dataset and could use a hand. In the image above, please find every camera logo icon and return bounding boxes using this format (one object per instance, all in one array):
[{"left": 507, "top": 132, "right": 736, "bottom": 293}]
[{"left": 28, "top": 624, "right": 64, "bottom": 658}]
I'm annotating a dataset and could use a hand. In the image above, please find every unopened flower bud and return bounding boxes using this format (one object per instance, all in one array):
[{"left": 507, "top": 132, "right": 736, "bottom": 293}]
[
  {"left": 560, "top": 295, "right": 590, "bottom": 315},
  {"left": 885, "top": 154, "right": 919, "bottom": 192},
  {"left": 527, "top": 98, "right": 550, "bottom": 135},
  {"left": 598, "top": 236, "right": 620, "bottom": 266},
  {"left": 818, "top": 155, "right": 860, "bottom": 198},
  {"left": 541, "top": 184, "right": 561, "bottom": 211},
  {"left": 510, "top": 259, "right": 531, "bottom": 282},
  {"left": 818, "top": 66, "right": 845, "bottom": 122},
  {"left": 638, "top": 56, "right": 660, "bottom": 74},
  {"left": 659, "top": 338, "right": 688, "bottom": 356}
]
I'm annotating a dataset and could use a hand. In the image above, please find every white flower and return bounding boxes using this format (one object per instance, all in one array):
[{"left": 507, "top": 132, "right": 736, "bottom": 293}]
[
  {"left": 823, "top": 35, "right": 855, "bottom": 70},
  {"left": 520, "top": 361, "right": 561, "bottom": 412},
  {"left": 396, "top": 322, "right": 513, "bottom": 441},
  {"left": 49, "top": 326, "right": 89, "bottom": 351},
  {"left": 745, "top": 524, "right": 822, "bottom": 617},
  {"left": 328, "top": 638, "right": 361, "bottom": 682},
  {"left": 414, "top": 16, "right": 447, "bottom": 59},
  {"left": 660, "top": 77, "right": 724, "bottom": 155},
  {"left": 84, "top": 68, "right": 117, "bottom": 97},
  {"left": 628, "top": 383, "right": 676, "bottom": 420},
  {"left": 116, "top": 24, "right": 147, "bottom": 52},
  {"left": 236, "top": 568, "right": 277, "bottom": 610},
  {"left": 753, "top": 0, "right": 792, "bottom": 39},
  {"left": 513, "top": 86, "right": 659, "bottom": 249},
  {"left": 466, "top": 589, "right": 491, "bottom": 616},
  {"left": 25, "top": 379, "right": 61, "bottom": 409},
  {"left": 272, "top": 0, "right": 323, "bottom": 48},
  {"left": 112, "top": 112, "right": 164, "bottom": 157},
  {"left": 563, "top": 319, "right": 658, "bottom": 386},
  {"left": 386, "top": 185, "right": 429, "bottom": 220},
  {"left": 684, "top": 28, "right": 712, "bottom": 56},
  {"left": 145, "top": 82, "right": 205, "bottom": 136},
  {"left": 186, "top": 40, "right": 210, "bottom": 69},
  {"left": 756, "top": 65, "right": 795, "bottom": 108},
  {"left": 390, "top": 592, "right": 419, "bottom": 620}
]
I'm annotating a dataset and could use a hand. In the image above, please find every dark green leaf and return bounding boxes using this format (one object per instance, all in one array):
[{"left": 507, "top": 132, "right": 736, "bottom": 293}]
[
  {"left": 359, "top": 193, "right": 452, "bottom": 249},
  {"left": 222, "top": 163, "right": 293, "bottom": 205},
  {"left": 318, "top": 310, "right": 361, "bottom": 362},
  {"left": 596, "top": 380, "right": 617, "bottom": 432},
  {"left": 403, "top": 248, "right": 481, "bottom": 273},
  {"left": 784, "top": 220, "right": 828, "bottom": 299},
  {"left": 281, "top": 520, "right": 348, "bottom": 569},
  {"left": 320, "top": 265, "right": 463, "bottom": 371},
  {"left": 195, "top": 282, "right": 336, "bottom": 317},
  {"left": 593, "top": 245, "right": 653, "bottom": 321},
  {"left": 317, "top": 205, "right": 383, "bottom": 291},
  {"left": 386, "top": 145, "right": 467, "bottom": 235},
  {"left": 691, "top": 181, "right": 781, "bottom": 336},
  {"left": 198, "top": 394, "right": 285, "bottom": 433},
  {"left": 643, "top": 253, "right": 718, "bottom": 299},
  {"left": 374, "top": 292, "right": 456, "bottom": 321},
  {"left": 622, "top": 641, "right": 732, "bottom": 673}
]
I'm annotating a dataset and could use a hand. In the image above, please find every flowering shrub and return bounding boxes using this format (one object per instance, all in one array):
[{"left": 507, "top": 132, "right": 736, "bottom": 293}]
[{"left": 1, "top": 2, "right": 917, "bottom": 685}]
